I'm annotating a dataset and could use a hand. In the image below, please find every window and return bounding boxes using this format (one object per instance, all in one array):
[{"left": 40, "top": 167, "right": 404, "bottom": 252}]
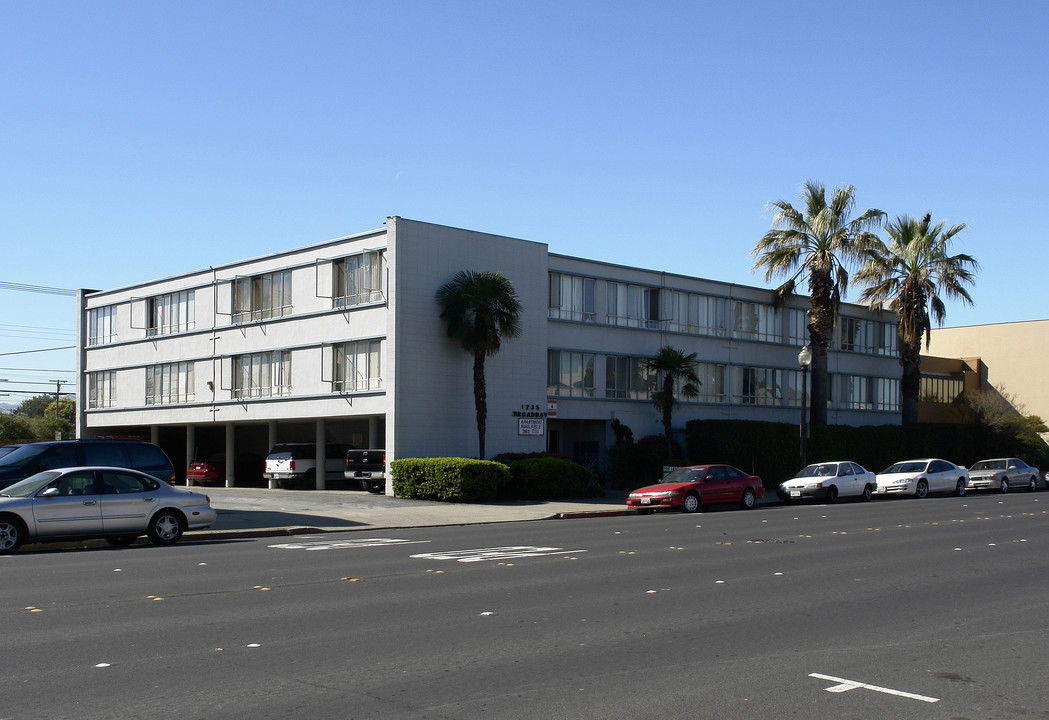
[
  {"left": 547, "top": 350, "right": 596, "bottom": 397},
  {"left": 920, "top": 375, "right": 963, "bottom": 403},
  {"left": 875, "top": 377, "right": 900, "bottom": 411},
  {"left": 733, "top": 366, "right": 785, "bottom": 406},
  {"left": 548, "top": 273, "right": 595, "bottom": 322},
  {"left": 665, "top": 292, "right": 727, "bottom": 336},
  {"left": 840, "top": 317, "right": 875, "bottom": 353},
  {"left": 233, "top": 351, "right": 291, "bottom": 398},
  {"left": 147, "top": 290, "right": 194, "bottom": 337},
  {"left": 233, "top": 270, "right": 292, "bottom": 323},
  {"left": 840, "top": 374, "right": 874, "bottom": 409},
  {"left": 88, "top": 371, "right": 115, "bottom": 409},
  {"left": 876, "top": 322, "right": 899, "bottom": 356},
  {"left": 333, "top": 340, "right": 382, "bottom": 392},
  {"left": 732, "top": 301, "right": 780, "bottom": 342},
  {"left": 146, "top": 362, "right": 194, "bottom": 405},
  {"left": 88, "top": 305, "right": 116, "bottom": 345},
  {"left": 334, "top": 251, "right": 384, "bottom": 307},
  {"left": 607, "top": 283, "right": 658, "bottom": 329},
  {"left": 787, "top": 308, "right": 807, "bottom": 346},
  {"left": 605, "top": 355, "right": 652, "bottom": 399},
  {"left": 684, "top": 362, "right": 726, "bottom": 403}
]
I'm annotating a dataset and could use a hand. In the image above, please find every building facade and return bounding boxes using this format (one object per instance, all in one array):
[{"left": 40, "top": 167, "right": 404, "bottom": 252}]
[{"left": 76, "top": 218, "right": 902, "bottom": 490}]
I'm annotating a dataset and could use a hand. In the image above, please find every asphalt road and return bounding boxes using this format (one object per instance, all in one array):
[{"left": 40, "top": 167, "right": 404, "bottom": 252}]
[{"left": 4, "top": 490, "right": 1048, "bottom": 719}]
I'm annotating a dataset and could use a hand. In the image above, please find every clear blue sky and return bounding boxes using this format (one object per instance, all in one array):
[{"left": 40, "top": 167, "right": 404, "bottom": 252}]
[{"left": 2, "top": 0, "right": 1046, "bottom": 403}]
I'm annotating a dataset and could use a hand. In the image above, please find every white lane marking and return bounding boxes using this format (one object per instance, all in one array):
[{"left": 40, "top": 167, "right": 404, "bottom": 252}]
[
  {"left": 410, "top": 546, "right": 587, "bottom": 563},
  {"left": 269, "top": 538, "right": 431, "bottom": 550},
  {"left": 809, "top": 673, "right": 939, "bottom": 703}
]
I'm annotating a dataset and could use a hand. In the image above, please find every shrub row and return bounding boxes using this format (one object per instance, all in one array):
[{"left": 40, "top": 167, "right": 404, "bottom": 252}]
[{"left": 391, "top": 455, "right": 595, "bottom": 503}]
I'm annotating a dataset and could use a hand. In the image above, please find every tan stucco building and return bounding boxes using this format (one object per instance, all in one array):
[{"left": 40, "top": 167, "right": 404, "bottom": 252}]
[{"left": 922, "top": 320, "right": 1049, "bottom": 424}]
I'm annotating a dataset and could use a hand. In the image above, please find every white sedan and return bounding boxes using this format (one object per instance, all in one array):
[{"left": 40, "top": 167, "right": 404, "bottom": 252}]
[
  {"left": 778, "top": 461, "right": 876, "bottom": 502},
  {"left": 874, "top": 458, "right": 969, "bottom": 498}
]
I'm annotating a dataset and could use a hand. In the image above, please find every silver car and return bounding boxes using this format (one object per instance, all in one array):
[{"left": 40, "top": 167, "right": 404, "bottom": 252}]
[
  {"left": 967, "top": 458, "right": 1041, "bottom": 493},
  {"left": 0, "top": 466, "right": 217, "bottom": 554}
]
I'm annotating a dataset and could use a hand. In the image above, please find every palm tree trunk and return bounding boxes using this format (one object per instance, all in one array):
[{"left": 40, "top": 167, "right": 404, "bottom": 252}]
[
  {"left": 662, "top": 374, "right": 674, "bottom": 458},
  {"left": 900, "top": 346, "right": 921, "bottom": 425},
  {"left": 473, "top": 352, "right": 487, "bottom": 458},
  {"left": 809, "top": 346, "right": 828, "bottom": 426}
]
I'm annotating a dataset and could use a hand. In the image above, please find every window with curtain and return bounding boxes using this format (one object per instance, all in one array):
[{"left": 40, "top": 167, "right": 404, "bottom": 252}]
[
  {"left": 333, "top": 340, "right": 383, "bottom": 392},
  {"left": 232, "top": 351, "right": 291, "bottom": 398},
  {"left": 334, "top": 251, "right": 385, "bottom": 307},
  {"left": 147, "top": 290, "right": 194, "bottom": 337},
  {"left": 145, "top": 362, "right": 194, "bottom": 405},
  {"left": 233, "top": 270, "right": 292, "bottom": 323}
]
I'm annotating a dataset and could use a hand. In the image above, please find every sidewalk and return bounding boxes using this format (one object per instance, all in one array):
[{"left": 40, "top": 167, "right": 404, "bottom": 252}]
[{"left": 200, "top": 486, "right": 636, "bottom": 538}]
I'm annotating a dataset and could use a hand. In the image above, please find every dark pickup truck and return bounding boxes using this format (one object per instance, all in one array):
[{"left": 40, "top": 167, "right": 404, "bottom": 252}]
[{"left": 344, "top": 449, "right": 386, "bottom": 493}]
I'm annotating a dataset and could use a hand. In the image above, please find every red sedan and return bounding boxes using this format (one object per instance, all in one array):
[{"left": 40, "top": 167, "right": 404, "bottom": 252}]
[{"left": 627, "top": 464, "right": 764, "bottom": 513}]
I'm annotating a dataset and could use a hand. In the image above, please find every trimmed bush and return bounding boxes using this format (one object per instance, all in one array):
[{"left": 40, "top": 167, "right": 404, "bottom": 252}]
[
  {"left": 390, "top": 457, "right": 510, "bottom": 502},
  {"left": 495, "top": 456, "right": 594, "bottom": 500}
]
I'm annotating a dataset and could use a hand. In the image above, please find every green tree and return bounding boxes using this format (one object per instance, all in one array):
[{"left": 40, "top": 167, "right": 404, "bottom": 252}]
[
  {"left": 642, "top": 347, "right": 700, "bottom": 458},
  {"left": 15, "top": 394, "right": 53, "bottom": 418},
  {"left": 0, "top": 413, "right": 34, "bottom": 443},
  {"left": 752, "top": 181, "right": 885, "bottom": 426},
  {"left": 855, "top": 213, "right": 977, "bottom": 424},
  {"left": 435, "top": 270, "right": 523, "bottom": 459}
]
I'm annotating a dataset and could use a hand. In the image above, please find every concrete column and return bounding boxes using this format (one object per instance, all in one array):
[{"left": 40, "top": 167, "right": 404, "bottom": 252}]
[
  {"left": 150, "top": 426, "right": 159, "bottom": 445},
  {"left": 225, "top": 423, "right": 235, "bottom": 488},
  {"left": 315, "top": 418, "right": 326, "bottom": 490},
  {"left": 268, "top": 421, "right": 279, "bottom": 489},
  {"left": 368, "top": 416, "right": 380, "bottom": 447},
  {"left": 185, "top": 425, "right": 196, "bottom": 486}
]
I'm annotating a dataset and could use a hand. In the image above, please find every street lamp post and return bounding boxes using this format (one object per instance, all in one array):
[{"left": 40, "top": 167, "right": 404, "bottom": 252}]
[{"left": 798, "top": 346, "right": 812, "bottom": 469}]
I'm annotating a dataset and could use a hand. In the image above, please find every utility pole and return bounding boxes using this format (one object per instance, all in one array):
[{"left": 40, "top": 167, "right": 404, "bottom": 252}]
[{"left": 50, "top": 379, "right": 68, "bottom": 439}]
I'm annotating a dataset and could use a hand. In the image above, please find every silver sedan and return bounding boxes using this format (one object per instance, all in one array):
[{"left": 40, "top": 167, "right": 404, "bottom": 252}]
[{"left": 0, "top": 466, "right": 217, "bottom": 554}]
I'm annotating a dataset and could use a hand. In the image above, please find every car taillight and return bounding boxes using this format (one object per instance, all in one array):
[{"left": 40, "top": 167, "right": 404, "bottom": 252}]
[
  {"left": 289, "top": 460, "right": 295, "bottom": 471},
  {"left": 169, "top": 471, "right": 176, "bottom": 486}
]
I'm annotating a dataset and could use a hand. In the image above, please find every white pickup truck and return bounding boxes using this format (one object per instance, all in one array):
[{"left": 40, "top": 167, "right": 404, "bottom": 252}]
[{"left": 263, "top": 443, "right": 349, "bottom": 489}]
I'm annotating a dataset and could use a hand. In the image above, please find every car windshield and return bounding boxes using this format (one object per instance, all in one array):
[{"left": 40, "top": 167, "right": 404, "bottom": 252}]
[
  {"left": 661, "top": 467, "right": 707, "bottom": 483},
  {"left": 798, "top": 463, "right": 838, "bottom": 478},
  {"left": 971, "top": 460, "right": 1006, "bottom": 471},
  {"left": 1, "top": 471, "right": 63, "bottom": 497},
  {"left": 884, "top": 461, "right": 928, "bottom": 474}
]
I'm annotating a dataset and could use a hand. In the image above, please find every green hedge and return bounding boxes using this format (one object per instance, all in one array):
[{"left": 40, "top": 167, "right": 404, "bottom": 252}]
[
  {"left": 685, "top": 419, "right": 1049, "bottom": 489},
  {"left": 493, "top": 455, "right": 594, "bottom": 500},
  {"left": 390, "top": 457, "right": 510, "bottom": 502}
]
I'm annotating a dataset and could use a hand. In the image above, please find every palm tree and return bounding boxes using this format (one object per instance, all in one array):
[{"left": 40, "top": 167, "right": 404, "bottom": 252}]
[
  {"left": 855, "top": 213, "right": 978, "bottom": 425},
  {"left": 435, "top": 270, "right": 523, "bottom": 458},
  {"left": 642, "top": 347, "right": 701, "bottom": 458},
  {"left": 752, "top": 180, "right": 885, "bottom": 426}
]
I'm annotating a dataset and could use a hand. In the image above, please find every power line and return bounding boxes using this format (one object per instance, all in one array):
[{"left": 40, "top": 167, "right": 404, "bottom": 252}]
[
  {"left": 0, "top": 281, "right": 77, "bottom": 296},
  {"left": 0, "top": 348, "right": 76, "bottom": 358}
]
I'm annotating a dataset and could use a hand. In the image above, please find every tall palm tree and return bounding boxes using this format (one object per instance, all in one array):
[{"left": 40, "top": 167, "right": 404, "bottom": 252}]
[
  {"left": 642, "top": 346, "right": 701, "bottom": 458},
  {"left": 435, "top": 270, "right": 523, "bottom": 458},
  {"left": 752, "top": 180, "right": 885, "bottom": 426},
  {"left": 855, "top": 213, "right": 978, "bottom": 425}
]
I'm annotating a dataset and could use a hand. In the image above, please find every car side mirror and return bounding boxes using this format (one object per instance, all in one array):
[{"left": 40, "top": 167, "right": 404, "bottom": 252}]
[{"left": 40, "top": 487, "right": 60, "bottom": 497}]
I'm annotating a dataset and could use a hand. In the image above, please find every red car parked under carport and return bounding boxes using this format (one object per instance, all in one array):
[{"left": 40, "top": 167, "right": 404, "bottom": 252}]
[{"left": 627, "top": 464, "right": 764, "bottom": 513}]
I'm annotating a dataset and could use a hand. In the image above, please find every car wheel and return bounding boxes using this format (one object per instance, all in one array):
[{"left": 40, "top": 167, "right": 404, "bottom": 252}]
[
  {"left": 1029, "top": 477, "right": 1037, "bottom": 492},
  {"left": 682, "top": 492, "right": 701, "bottom": 513},
  {"left": 955, "top": 479, "right": 966, "bottom": 497},
  {"left": 824, "top": 486, "right": 838, "bottom": 503},
  {"left": 915, "top": 479, "right": 929, "bottom": 499},
  {"left": 0, "top": 516, "right": 25, "bottom": 554},
  {"left": 999, "top": 478, "right": 1009, "bottom": 494},
  {"left": 740, "top": 488, "right": 756, "bottom": 510},
  {"left": 147, "top": 510, "right": 186, "bottom": 545},
  {"left": 861, "top": 484, "right": 873, "bottom": 502},
  {"left": 106, "top": 535, "right": 137, "bottom": 548}
]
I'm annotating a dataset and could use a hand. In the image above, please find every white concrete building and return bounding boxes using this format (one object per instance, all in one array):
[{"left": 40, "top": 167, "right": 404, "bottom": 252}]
[{"left": 76, "top": 217, "right": 902, "bottom": 490}]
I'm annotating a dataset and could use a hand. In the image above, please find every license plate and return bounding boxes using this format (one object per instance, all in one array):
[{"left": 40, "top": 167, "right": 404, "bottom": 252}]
[
  {"left": 790, "top": 490, "right": 801, "bottom": 498},
  {"left": 640, "top": 498, "right": 651, "bottom": 505}
]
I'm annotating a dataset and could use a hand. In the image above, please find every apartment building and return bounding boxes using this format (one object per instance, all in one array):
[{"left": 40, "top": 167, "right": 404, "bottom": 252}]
[{"left": 76, "top": 217, "right": 902, "bottom": 490}]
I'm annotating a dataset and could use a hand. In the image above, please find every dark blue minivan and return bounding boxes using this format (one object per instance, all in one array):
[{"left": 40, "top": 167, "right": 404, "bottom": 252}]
[{"left": 0, "top": 440, "right": 176, "bottom": 490}]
